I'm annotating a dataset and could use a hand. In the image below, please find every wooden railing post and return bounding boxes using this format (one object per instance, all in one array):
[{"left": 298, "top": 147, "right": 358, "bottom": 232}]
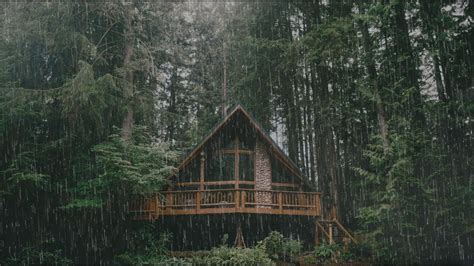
[
  {"left": 166, "top": 192, "right": 172, "bottom": 209},
  {"left": 138, "top": 190, "right": 324, "bottom": 218},
  {"left": 317, "top": 194, "right": 321, "bottom": 215},
  {"left": 298, "top": 191, "right": 303, "bottom": 207},
  {"left": 278, "top": 192, "right": 283, "bottom": 213},
  {"left": 235, "top": 190, "right": 240, "bottom": 209},
  {"left": 196, "top": 191, "right": 201, "bottom": 210}
]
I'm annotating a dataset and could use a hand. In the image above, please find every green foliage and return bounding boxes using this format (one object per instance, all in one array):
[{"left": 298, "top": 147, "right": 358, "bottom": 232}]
[
  {"left": 93, "top": 128, "right": 177, "bottom": 195},
  {"left": 186, "top": 233, "right": 273, "bottom": 265},
  {"left": 5, "top": 241, "right": 72, "bottom": 265},
  {"left": 62, "top": 127, "right": 177, "bottom": 210},
  {"left": 114, "top": 226, "right": 173, "bottom": 265},
  {"left": 304, "top": 242, "right": 362, "bottom": 264},
  {"left": 0, "top": 0, "right": 472, "bottom": 264},
  {"left": 314, "top": 242, "right": 340, "bottom": 262},
  {"left": 257, "top": 231, "right": 302, "bottom": 262},
  {"left": 189, "top": 246, "right": 273, "bottom": 265},
  {"left": 353, "top": 132, "right": 443, "bottom": 263}
]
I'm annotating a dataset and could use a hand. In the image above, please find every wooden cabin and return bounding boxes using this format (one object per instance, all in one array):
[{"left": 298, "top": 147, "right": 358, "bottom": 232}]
[{"left": 130, "top": 105, "right": 355, "bottom": 249}]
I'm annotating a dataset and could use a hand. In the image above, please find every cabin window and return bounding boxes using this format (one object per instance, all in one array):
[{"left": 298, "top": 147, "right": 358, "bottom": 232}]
[
  {"left": 207, "top": 153, "right": 235, "bottom": 181},
  {"left": 238, "top": 134, "right": 255, "bottom": 150},
  {"left": 222, "top": 138, "right": 237, "bottom": 150},
  {"left": 239, "top": 153, "right": 254, "bottom": 181},
  {"left": 271, "top": 156, "right": 296, "bottom": 184},
  {"left": 204, "top": 135, "right": 255, "bottom": 184},
  {"left": 177, "top": 159, "right": 200, "bottom": 183}
]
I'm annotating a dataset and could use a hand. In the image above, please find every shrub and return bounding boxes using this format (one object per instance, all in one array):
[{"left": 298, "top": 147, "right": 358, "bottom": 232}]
[
  {"left": 187, "top": 234, "right": 273, "bottom": 265},
  {"left": 304, "top": 241, "right": 365, "bottom": 264},
  {"left": 314, "top": 242, "right": 340, "bottom": 262},
  {"left": 6, "top": 241, "right": 72, "bottom": 265},
  {"left": 114, "top": 227, "right": 172, "bottom": 265},
  {"left": 257, "top": 231, "right": 302, "bottom": 262},
  {"left": 189, "top": 246, "right": 273, "bottom": 265}
]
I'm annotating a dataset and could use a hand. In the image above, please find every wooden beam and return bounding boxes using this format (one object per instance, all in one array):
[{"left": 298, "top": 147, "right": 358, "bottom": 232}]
[
  {"left": 235, "top": 190, "right": 240, "bottom": 208},
  {"left": 196, "top": 191, "right": 201, "bottom": 210},
  {"left": 200, "top": 152, "right": 205, "bottom": 191},
  {"left": 278, "top": 192, "right": 283, "bottom": 214},
  {"left": 175, "top": 180, "right": 255, "bottom": 187},
  {"left": 162, "top": 189, "right": 321, "bottom": 195},
  {"left": 333, "top": 219, "right": 358, "bottom": 244},
  {"left": 235, "top": 136, "right": 239, "bottom": 189},
  {"left": 315, "top": 221, "right": 320, "bottom": 246},
  {"left": 271, "top": 182, "right": 299, "bottom": 188},
  {"left": 316, "top": 221, "right": 330, "bottom": 239},
  {"left": 329, "top": 224, "right": 334, "bottom": 244}
]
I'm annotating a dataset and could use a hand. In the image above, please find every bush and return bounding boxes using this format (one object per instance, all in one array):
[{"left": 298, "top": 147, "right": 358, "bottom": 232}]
[
  {"left": 189, "top": 246, "right": 273, "bottom": 265},
  {"left": 303, "top": 241, "right": 365, "bottom": 264},
  {"left": 314, "top": 242, "right": 340, "bottom": 262},
  {"left": 187, "top": 234, "right": 273, "bottom": 265},
  {"left": 114, "top": 227, "right": 172, "bottom": 265},
  {"left": 257, "top": 231, "right": 302, "bottom": 262},
  {"left": 6, "top": 241, "right": 72, "bottom": 265}
]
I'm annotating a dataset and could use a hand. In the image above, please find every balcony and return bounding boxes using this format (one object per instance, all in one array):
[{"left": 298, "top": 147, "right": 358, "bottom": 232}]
[{"left": 130, "top": 189, "right": 322, "bottom": 220}]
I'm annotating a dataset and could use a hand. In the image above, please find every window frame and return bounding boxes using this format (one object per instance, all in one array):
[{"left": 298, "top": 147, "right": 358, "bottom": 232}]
[{"left": 209, "top": 136, "right": 255, "bottom": 188}]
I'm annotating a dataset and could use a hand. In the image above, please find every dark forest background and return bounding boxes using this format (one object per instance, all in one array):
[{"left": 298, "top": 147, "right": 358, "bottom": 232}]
[{"left": 0, "top": 1, "right": 472, "bottom": 264}]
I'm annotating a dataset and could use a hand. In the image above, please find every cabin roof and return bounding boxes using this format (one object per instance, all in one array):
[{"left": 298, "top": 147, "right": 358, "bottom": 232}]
[{"left": 174, "top": 105, "right": 306, "bottom": 183}]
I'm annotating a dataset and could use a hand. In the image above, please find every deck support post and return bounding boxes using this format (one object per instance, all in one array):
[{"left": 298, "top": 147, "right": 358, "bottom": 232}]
[
  {"left": 329, "top": 223, "right": 334, "bottom": 244},
  {"left": 315, "top": 220, "right": 320, "bottom": 246},
  {"left": 234, "top": 220, "right": 246, "bottom": 248}
]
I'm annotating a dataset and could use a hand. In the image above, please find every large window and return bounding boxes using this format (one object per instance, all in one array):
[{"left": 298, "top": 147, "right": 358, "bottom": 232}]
[
  {"left": 205, "top": 137, "right": 255, "bottom": 183},
  {"left": 271, "top": 156, "right": 296, "bottom": 184},
  {"left": 207, "top": 153, "right": 234, "bottom": 181},
  {"left": 239, "top": 153, "right": 254, "bottom": 182},
  {"left": 177, "top": 159, "right": 200, "bottom": 183}
]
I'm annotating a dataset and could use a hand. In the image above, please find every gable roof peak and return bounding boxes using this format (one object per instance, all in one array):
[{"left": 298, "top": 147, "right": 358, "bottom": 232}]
[{"left": 174, "top": 103, "right": 306, "bottom": 183}]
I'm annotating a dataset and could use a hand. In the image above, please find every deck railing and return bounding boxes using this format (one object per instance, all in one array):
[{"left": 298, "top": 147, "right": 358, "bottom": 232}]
[{"left": 129, "top": 189, "right": 322, "bottom": 219}]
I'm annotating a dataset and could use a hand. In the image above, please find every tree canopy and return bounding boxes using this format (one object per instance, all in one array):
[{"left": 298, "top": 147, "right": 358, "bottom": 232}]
[{"left": 0, "top": 1, "right": 472, "bottom": 264}]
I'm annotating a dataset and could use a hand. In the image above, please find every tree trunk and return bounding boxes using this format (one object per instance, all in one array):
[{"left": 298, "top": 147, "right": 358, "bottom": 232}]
[
  {"left": 121, "top": 5, "right": 134, "bottom": 141},
  {"left": 304, "top": 65, "right": 316, "bottom": 181},
  {"left": 357, "top": 2, "right": 390, "bottom": 152},
  {"left": 222, "top": 41, "right": 228, "bottom": 117},
  {"left": 393, "top": 0, "right": 425, "bottom": 126},
  {"left": 419, "top": 0, "right": 448, "bottom": 102}
]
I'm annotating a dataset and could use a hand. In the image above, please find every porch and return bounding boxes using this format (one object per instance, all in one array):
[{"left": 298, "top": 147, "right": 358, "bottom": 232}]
[{"left": 130, "top": 189, "right": 322, "bottom": 220}]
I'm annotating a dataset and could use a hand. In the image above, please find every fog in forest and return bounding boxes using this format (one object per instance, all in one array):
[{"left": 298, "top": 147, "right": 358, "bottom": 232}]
[{"left": 0, "top": 1, "right": 472, "bottom": 265}]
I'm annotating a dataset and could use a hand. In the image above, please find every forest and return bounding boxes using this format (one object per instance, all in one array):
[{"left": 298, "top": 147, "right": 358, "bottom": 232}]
[{"left": 0, "top": 1, "right": 472, "bottom": 265}]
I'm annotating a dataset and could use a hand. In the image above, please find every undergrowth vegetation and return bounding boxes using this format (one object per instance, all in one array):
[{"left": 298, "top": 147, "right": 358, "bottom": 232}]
[{"left": 112, "top": 231, "right": 372, "bottom": 265}]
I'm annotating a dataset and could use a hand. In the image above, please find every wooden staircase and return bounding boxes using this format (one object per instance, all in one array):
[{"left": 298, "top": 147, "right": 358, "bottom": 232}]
[{"left": 315, "top": 219, "right": 358, "bottom": 246}]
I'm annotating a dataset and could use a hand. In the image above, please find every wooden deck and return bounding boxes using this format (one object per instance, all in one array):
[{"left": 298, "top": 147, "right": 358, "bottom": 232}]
[{"left": 130, "top": 189, "right": 322, "bottom": 220}]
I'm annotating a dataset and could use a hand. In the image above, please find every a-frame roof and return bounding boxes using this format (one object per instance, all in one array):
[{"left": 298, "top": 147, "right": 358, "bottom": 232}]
[{"left": 174, "top": 105, "right": 306, "bottom": 182}]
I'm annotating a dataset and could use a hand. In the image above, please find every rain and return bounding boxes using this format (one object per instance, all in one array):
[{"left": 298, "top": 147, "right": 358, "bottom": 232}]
[{"left": 0, "top": 1, "right": 472, "bottom": 265}]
